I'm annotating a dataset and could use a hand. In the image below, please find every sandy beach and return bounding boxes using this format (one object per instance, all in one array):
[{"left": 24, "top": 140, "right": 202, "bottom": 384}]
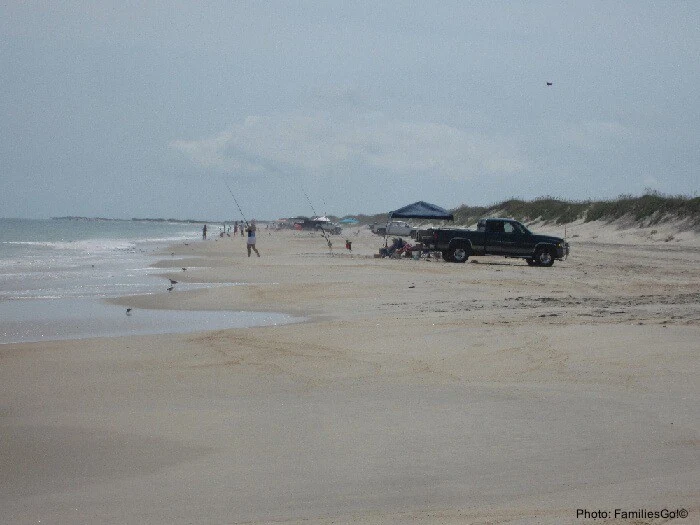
[{"left": 2, "top": 224, "right": 699, "bottom": 524}]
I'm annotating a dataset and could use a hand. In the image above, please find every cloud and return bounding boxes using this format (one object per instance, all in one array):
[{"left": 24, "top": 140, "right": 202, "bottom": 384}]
[
  {"left": 561, "top": 119, "right": 635, "bottom": 151},
  {"left": 171, "top": 112, "right": 526, "bottom": 180}
]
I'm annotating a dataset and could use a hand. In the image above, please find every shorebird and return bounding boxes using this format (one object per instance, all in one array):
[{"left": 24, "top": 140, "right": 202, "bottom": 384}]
[
  {"left": 167, "top": 286, "right": 174, "bottom": 292},
  {"left": 182, "top": 267, "right": 187, "bottom": 271},
  {"left": 169, "top": 279, "right": 178, "bottom": 285},
  {"left": 126, "top": 308, "right": 132, "bottom": 316}
]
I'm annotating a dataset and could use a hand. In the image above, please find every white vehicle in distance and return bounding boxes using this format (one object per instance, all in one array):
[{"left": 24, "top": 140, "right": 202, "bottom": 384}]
[
  {"left": 370, "top": 220, "right": 416, "bottom": 237},
  {"left": 312, "top": 216, "right": 342, "bottom": 235}
]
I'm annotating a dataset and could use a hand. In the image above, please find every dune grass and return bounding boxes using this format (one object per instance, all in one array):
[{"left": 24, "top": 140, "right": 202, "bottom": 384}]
[
  {"left": 357, "top": 192, "right": 700, "bottom": 229},
  {"left": 451, "top": 192, "right": 699, "bottom": 227},
  {"left": 584, "top": 193, "right": 700, "bottom": 224}
]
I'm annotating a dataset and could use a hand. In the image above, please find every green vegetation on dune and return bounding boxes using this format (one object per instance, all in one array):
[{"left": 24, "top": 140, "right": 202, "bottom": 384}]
[
  {"left": 451, "top": 197, "right": 589, "bottom": 226},
  {"left": 454, "top": 192, "right": 700, "bottom": 228},
  {"left": 357, "top": 192, "right": 700, "bottom": 229},
  {"left": 451, "top": 193, "right": 699, "bottom": 228},
  {"left": 584, "top": 193, "right": 700, "bottom": 225}
]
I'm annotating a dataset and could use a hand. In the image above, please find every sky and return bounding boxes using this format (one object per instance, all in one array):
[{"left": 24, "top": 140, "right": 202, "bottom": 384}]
[{"left": 2, "top": 1, "right": 699, "bottom": 220}]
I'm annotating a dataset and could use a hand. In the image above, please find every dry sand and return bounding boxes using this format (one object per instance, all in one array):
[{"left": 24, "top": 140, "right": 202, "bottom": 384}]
[{"left": 1, "top": 224, "right": 699, "bottom": 524}]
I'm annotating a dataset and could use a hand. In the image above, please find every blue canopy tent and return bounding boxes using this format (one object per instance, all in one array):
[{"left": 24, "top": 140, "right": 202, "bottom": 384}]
[
  {"left": 389, "top": 201, "right": 454, "bottom": 221},
  {"left": 376, "top": 201, "right": 454, "bottom": 254},
  {"left": 339, "top": 217, "right": 359, "bottom": 224}
]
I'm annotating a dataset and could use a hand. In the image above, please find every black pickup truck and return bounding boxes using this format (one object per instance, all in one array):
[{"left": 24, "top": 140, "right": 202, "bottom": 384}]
[{"left": 415, "top": 218, "right": 569, "bottom": 266}]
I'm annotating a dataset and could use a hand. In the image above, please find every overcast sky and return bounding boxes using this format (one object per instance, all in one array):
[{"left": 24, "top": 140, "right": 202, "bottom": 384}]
[{"left": 2, "top": 1, "right": 699, "bottom": 220}]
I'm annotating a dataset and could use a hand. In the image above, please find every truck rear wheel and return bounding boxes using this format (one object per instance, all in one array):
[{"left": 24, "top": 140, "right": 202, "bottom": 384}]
[
  {"left": 534, "top": 247, "right": 555, "bottom": 267},
  {"left": 449, "top": 247, "right": 469, "bottom": 263}
]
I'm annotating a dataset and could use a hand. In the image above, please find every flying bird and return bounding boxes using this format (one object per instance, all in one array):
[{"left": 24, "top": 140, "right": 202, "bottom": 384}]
[
  {"left": 182, "top": 267, "right": 187, "bottom": 271},
  {"left": 546, "top": 82, "right": 553, "bottom": 86}
]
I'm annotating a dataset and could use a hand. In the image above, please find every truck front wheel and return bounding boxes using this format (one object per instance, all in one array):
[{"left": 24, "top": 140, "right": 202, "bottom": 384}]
[
  {"left": 449, "top": 247, "right": 469, "bottom": 263},
  {"left": 534, "top": 247, "right": 555, "bottom": 267}
]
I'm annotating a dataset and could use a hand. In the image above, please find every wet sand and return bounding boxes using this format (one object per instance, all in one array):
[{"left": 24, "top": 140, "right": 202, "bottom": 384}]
[{"left": 1, "top": 225, "right": 699, "bottom": 524}]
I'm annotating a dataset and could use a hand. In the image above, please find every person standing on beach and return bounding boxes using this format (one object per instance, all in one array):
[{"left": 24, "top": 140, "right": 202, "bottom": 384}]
[
  {"left": 246, "top": 220, "right": 260, "bottom": 257},
  {"left": 202, "top": 224, "right": 207, "bottom": 240}
]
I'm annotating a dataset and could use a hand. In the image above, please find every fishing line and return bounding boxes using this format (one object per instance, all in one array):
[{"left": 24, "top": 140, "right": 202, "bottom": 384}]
[
  {"left": 299, "top": 185, "right": 319, "bottom": 218},
  {"left": 224, "top": 180, "right": 249, "bottom": 227},
  {"left": 299, "top": 183, "right": 334, "bottom": 252},
  {"left": 248, "top": 163, "right": 335, "bottom": 254}
]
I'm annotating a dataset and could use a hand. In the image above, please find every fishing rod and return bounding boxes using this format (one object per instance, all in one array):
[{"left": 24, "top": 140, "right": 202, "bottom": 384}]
[
  {"left": 300, "top": 185, "right": 320, "bottom": 220},
  {"left": 299, "top": 184, "right": 333, "bottom": 252},
  {"left": 224, "top": 180, "right": 249, "bottom": 227},
  {"left": 254, "top": 164, "right": 334, "bottom": 253}
]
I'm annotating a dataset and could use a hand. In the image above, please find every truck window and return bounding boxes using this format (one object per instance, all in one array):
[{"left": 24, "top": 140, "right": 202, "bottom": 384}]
[
  {"left": 503, "top": 222, "right": 515, "bottom": 234},
  {"left": 513, "top": 223, "right": 528, "bottom": 235},
  {"left": 486, "top": 221, "right": 504, "bottom": 233}
]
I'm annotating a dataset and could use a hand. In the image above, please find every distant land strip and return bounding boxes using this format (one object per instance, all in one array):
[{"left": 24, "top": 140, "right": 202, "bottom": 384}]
[{"left": 51, "top": 217, "right": 211, "bottom": 224}]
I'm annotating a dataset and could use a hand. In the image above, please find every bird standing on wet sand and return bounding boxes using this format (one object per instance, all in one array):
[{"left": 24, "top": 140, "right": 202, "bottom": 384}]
[
  {"left": 167, "top": 286, "right": 174, "bottom": 292},
  {"left": 169, "top": 279, "right": 178, "bottom": 285},
  {"left": 126, "top": 308, "right": 132, "bottom": 316}
]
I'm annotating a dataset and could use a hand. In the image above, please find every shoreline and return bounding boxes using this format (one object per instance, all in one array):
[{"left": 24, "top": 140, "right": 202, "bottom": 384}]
[
  {"left": 0, "top": 228, "right": 305, "bottom": 344},
  {"left": 0, "top": 295, "right": 304, "bottom": 345},
  {"left": 1, "top": 228, "right": 699, "bottom": 523}
]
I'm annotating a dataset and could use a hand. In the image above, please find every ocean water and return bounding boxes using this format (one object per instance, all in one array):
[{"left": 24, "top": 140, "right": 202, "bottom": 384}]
[
  {"left": 0, "top": 218, "right": 198, "bottom": 301},
  {"left": 0, "top": 218, "right": 300, "bottom": 343}
]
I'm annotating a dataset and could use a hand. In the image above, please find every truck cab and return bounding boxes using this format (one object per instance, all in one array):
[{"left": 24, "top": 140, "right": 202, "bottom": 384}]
[{"left": 477, "top": 218, "right": 539, "bottom": 257}]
